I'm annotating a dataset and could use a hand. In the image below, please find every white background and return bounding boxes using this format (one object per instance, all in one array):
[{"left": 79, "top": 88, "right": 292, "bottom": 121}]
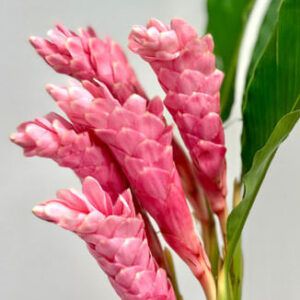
[{"left": 1, "top": 0, "right": 299, "bottom": 299}]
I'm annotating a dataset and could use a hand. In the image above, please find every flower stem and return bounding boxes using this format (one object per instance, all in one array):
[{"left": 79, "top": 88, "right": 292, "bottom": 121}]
[
  {"left": 172, "top": 140, "right": 220, "bottom": 278},
  {"left": 141, "top": 210, "right": 184, "bottom": 298},
  {"left": 198, "top": 267, "right": 217, "bottom": 300},
  {"left": 218, "top": 207, "right": 228, "bottom": 249},
  {"left": 230, "top": 180, "right": 243, "bottom": 300},
  {"left": 217, "top": 265, "right": 232, "bottom": 300},
  {"left": 164, "top": 248, "right": 184, "bottom": 300},
  {"left": 201, "top": 208, "right": 220, "bottom": 278},
  {"left": 217, "top": 180, "right": 243, "bottom": 300}
]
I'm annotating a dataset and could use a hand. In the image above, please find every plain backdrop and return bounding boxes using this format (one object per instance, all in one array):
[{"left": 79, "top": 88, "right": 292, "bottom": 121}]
[{"left": 1, "top": 0, "right": 299, "bottom": 299}]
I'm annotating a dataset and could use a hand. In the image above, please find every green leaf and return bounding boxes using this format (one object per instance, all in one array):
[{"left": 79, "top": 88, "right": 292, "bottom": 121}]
[
  {"left": 246, "top": 0, "right": 282, "bottom": 84},
  {"left": 206, "top": 0, "right": 255, "bottom": 120},
  {"left": 242, "top": 0, "right": 300, "bottom": 173},
  {"left": 226, "top": 0, "right": 300, "bottom": 272},
  {"left": 227, "top": 109, "right": 300, "bottom": 269}
]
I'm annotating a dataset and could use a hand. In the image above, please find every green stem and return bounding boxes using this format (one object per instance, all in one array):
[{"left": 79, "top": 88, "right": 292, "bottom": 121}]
[
  {"left": 164, "top": 249, "right": 184, "bottom": 300},
  {"left": 202, "top": 213, "right": 220, "bottom": 279},
  {"left": 217, "top": 181, "right": 244, "bottom": 300},
  {"left": 230, "top": 181, "right": 244, "bottom": 300},
  {"left": 217, "top": 265, "right": 233, "bottom": 300},
  {"left": 231, "top": 239, "right": 243, "bottom": 300}
]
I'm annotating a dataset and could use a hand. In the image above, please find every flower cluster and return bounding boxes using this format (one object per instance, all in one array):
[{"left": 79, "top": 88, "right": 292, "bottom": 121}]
[{"left": 12, "top": 19, "right": 227, "bottom": 300}]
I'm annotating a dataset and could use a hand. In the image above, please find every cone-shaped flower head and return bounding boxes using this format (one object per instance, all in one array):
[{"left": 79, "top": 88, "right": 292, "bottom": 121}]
[
  {"left": 129, "top": 18, "right": 227, "bottom": 219},
  {"left": 72, "top": 81, "right": 216, "bottom": 296},
  {"left": 30, "top": 24, "right": 145, "bottom": 102},
  {"left": 45, "top": 80, "right": 192, "bottom": 275},
  {"left": 33, "top": 177, "right": 175, "bottom": 300},
  {"left": 47, "top": 74, "right": 211, "bottom": 230},
  {"left": 10, "top": 113, "right": 127, "bottom": 199}
]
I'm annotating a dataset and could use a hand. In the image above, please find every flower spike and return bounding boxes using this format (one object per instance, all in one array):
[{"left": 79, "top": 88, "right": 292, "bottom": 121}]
[
  {"left": 10, "top": 113, "right": 127, "bottom": 199},
  {"left": 129, "top": 18, "right": 228, "bottom": 233},
  {"left": 33, "top": 177, "right": 176, "bottom": 300},
  {"left": 30, "top": 24, "right": 146, "bottom": 102},
  {"left": 45, "top": 79, "right": 213, "bottom": 284},
  {"left": 78, "top": 82, "right": 216, "bottom": 298}
]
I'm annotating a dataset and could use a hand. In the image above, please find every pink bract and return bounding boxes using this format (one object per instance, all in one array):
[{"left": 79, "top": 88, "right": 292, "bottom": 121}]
[
  {"left": 77, "top": 81, "right": 215, "bottom": 293},
  {"left": 30, "top": 24, "right": 146, "bottom": 102},
  {"left": 129, "top": 18, "right": 227, "bottom": 226},
  {"left": 33, "top": 177, "right": 176, "bottom": 300},
  {"left": 10, "top": 112, "right": 127, "bottom": 199}
]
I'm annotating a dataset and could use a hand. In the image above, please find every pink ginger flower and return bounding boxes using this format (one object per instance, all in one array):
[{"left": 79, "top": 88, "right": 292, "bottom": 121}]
[
  {"left": 11, "top": 111, "right": 170, "bottom": 273},
  {"left": 32, "top": 23, "right": 206, "bottom": 225},
  {"left": 10, "top": 112, "right": 127, "bottom": 199},
  {"left": 71, "top": 82, "right": 217, "bottom": 298},
  {"left": 33, "top": 176, "right": 176, "bottom": 300},
  {"left": 129, "top": 18, "right": 227, "bottom": 229},
  {"left": 47, "top": 78, "right": 211, "bottom": 230},
  {"left": 45, "top": 80, "right": 192, "bottom": 275},
  {"left": 29, "top": 24, "right": 146, "bottom": 102}
]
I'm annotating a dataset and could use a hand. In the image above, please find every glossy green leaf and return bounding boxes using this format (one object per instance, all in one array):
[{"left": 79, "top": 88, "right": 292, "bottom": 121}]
[
  {"left": 246, "top": 0, "right": 282, "bottom": 84},
  {"left": 226, "top": 0, "right": 300, "bottom": 272},
  {"left": 206, "top": 0, "right": 255, "bottom": 120},
  {"left": 242, "top": 0, "right": 300, "bottom": 173},
  {"left": 227, "top": 109, "right": 300, "bottom": 268}
]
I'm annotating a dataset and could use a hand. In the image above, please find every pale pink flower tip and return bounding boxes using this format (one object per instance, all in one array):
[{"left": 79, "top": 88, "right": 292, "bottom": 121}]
[
  {"left": 46, "top": 81, "right": 94, "bottom": 129},
  {"left": 33, "top": 177, "right": 176, "bottom": 300},
  {"left": 129, "top": 18, "right": 199, "bottom": 62}
]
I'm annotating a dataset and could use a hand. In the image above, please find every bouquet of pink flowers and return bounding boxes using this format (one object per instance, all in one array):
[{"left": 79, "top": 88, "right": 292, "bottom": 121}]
[{"left": 11, "top": 0, "right": 299, "bottom": 298}]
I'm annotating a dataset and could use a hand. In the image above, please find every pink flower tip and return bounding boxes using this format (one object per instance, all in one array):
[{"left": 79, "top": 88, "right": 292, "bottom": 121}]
[
  {"left": 128, "top": 18, "right": 199, "bottom": 62},
  {"left": 9, "top": 133, "right": 17, "bottom": 142},
  {"left": 32, "top": 205, "right": 45, "bottom": 219},
  {"left": 28, "top": 35, "right": 37, "bottom": 44}
]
